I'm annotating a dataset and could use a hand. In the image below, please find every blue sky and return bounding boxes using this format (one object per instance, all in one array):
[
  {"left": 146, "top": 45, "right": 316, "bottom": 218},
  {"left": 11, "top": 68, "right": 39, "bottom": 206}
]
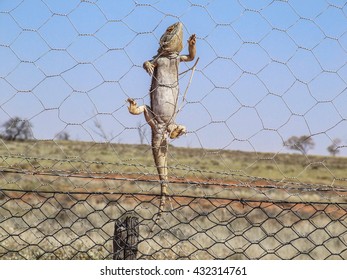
[{"left": 1, "top": 0, "right": 347, "bottom": 156}]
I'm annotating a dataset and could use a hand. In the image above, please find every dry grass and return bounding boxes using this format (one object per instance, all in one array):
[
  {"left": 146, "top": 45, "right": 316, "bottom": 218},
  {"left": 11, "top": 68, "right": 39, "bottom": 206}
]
[
  {"left": 1, "top": 139, "right": 347, "bottom": 259},
  {"left": 1, "top": 139, "right": 347, "bottom": 187},
  {"left": 1, "top": 190, "right": 347, "bottom": 260}
]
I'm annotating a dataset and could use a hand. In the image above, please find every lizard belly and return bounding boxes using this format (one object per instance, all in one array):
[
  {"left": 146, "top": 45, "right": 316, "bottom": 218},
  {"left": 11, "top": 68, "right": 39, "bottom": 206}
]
[
  {"left": 150, "top": 56, "right": 179, "bottom": 125},
  {"left": 151, "top": 86, "right": 178, "bottom": 124}
]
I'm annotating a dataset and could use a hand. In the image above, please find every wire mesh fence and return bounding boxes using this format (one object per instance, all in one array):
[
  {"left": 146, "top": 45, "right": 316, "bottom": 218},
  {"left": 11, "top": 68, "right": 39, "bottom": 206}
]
[
  {"left": 1, "top": 186, "right": 347, "bottom": 260},
  {"left": 1, "top": 0, "right": 347, "bottom": 259}
]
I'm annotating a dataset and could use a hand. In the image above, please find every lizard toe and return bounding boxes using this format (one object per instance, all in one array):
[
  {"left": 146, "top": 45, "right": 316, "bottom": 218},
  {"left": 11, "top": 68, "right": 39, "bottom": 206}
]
[{"left": 169, "top": 125, "right": 186, "bottom": 139}]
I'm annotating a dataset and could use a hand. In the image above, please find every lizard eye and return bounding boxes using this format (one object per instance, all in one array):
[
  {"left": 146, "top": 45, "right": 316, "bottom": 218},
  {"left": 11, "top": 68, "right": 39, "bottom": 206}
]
[{"left": 166, "top": 26, "right": 174, "bottom": 33}]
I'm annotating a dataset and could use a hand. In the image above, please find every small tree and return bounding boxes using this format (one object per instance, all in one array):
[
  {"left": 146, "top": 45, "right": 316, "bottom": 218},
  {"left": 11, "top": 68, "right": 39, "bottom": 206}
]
[
  {"left": 327, "top": 138, "right": 341, "bottom": 156},
  {"left": 56, "top": 131, "right": 70, "bottom": 141},
  {"left": 1, "top": 117, "right": 33, "bottom": 141},
  {"left": 137, "top": 121, "right": 148, "bottom": 145},
  {"left": 284, "top": 135, "right": 315, "bottom": 155},
  {"left": 91, "top": 118, "right": 115, "bottom": 142}
]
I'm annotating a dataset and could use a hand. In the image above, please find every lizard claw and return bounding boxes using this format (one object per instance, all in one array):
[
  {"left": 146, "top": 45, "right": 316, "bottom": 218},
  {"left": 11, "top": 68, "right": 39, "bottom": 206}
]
[
  {"left": 169, "top": 125, "right": 186, "bottom": 139},
  {"left": 127, "top": 98, "right": 139, "bottom": 115},
  {"left": 143, "top": 61, "right": 155, "bottom": 76},
  {"left": 188, "top": 34, "right": 196, "bottom": 46},
  {"left": 127, "top": 98, "right": 136, "bottom": 106}
]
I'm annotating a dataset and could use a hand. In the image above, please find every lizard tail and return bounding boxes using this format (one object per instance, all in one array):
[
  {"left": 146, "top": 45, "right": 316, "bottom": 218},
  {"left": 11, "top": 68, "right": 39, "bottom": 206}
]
[
  {"left": 150, "top": 183, "right": 167, "bottom": 233},
  {"left": 150, "top": 128, "right": 169, "bottom": 233}
]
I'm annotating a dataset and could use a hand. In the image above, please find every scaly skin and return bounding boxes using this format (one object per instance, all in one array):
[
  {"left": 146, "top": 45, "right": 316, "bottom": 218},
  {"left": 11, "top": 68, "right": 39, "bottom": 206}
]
[{"left": 127, "top": 22, "right": 196, "bottom": 228}]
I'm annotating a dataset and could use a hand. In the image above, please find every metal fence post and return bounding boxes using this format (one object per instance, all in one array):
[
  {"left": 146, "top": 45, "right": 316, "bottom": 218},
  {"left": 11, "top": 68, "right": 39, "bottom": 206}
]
[{"left": 113, "top": 216, "right": 139, "bottom": 260}]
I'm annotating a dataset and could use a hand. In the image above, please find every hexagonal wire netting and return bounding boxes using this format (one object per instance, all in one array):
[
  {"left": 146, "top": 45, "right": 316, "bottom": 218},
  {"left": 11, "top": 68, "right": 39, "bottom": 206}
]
[{"left": 1, "top": 0, "right": 347, "bottom": 259}]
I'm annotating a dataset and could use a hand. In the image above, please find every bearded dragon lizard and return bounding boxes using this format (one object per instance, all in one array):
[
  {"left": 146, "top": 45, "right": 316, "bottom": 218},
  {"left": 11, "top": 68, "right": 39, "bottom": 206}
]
[{"left": 127, "top": 22, "right": 196, "bottom": 227}]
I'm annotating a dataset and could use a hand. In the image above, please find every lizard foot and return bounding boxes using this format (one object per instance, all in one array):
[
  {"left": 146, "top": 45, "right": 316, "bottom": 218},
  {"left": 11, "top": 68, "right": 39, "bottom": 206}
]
[
  {"left": 127, "top": 98, "right": 142, "bottom": 115},
  {"left": 169, "top": 125, "right": 186, "bottom": 139},
  {"left": 188, "top": 34, "right": 196, "bottom": 47},
  {"left": 143, "top": 61, "right": 155, "bottom": 76}
]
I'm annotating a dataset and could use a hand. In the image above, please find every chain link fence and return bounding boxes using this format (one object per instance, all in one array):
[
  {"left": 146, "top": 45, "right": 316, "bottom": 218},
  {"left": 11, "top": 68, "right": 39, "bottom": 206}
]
[{"left": 1, "top": 0, "right": 347, "bottom": 259}]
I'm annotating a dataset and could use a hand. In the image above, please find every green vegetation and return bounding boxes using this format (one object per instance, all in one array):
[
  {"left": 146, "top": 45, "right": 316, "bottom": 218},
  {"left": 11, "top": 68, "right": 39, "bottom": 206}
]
[{"left": 1, "top": 139, "right": 347, "bottom": 189}]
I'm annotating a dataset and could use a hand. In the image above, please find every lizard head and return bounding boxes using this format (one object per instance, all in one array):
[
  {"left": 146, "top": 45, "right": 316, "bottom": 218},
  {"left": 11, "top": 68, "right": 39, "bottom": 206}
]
[{"left": 158, "top": 22, "right": 183, "bottom": 55}]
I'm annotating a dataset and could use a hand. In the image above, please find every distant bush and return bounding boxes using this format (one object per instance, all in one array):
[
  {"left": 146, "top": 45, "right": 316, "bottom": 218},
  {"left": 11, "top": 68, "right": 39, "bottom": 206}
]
[
  {"left": 0, "top": 117, "right": 33, "bottom": 141},
  {"left": 284, "top": 135, "right": 315, "bottom": 155},
  {"left": 327, "top": 138, "right": 341, "bottom": 157},
  {"left": 56, "top": 132, "right": 70, "bottom": 141}
]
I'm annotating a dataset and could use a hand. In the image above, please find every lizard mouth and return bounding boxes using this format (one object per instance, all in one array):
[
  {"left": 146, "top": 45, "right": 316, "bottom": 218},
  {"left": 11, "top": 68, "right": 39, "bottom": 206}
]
[
  {"left": 166, "top": 22, "right": 182, "bottom": 33},
  {"left": 159, "top": 22, "right": 183, "bottom": 54}
]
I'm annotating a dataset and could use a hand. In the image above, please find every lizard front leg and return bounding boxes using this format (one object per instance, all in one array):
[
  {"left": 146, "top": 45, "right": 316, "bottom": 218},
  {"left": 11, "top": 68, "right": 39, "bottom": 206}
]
[{"left": 180, "top": 34, "right": 196, "bottom": 62}]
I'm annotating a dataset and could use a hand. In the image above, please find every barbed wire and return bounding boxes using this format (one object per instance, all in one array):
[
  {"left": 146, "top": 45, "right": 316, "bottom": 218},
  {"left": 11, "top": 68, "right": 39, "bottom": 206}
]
[{"left": 1, "top": 152, "right": 347, "bottom": 186}]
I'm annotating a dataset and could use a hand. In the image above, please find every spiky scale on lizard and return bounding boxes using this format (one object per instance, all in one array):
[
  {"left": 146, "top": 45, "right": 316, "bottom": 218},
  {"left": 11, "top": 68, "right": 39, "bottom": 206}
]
[{"left": 127, "top": 22, "right": 196, "bottom": 230}]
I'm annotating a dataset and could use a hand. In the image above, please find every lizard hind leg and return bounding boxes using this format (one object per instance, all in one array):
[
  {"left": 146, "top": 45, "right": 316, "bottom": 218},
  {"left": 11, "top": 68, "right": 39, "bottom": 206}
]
[{"left": 127, "top": 98, "right": 156, "bottom": 130}]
